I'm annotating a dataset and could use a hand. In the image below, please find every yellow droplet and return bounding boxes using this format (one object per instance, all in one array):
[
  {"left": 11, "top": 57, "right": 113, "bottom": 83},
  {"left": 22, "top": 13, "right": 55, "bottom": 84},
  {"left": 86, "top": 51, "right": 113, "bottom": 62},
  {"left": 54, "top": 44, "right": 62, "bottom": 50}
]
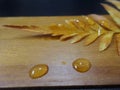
[
  {"left": 72, "top": 58, "right": 91, "bottom": 73},
  {"left": 100, "top": 20, "right": 110, "bottom": 28},
  {"left": 61, "top": 61, "right": 66, "bottom": 65},
  {"left": 83, "top": 16, "right": 95, "bottom": 25},
  {"left": 29, "top": 64, "right": 48, "bottom": 79}
]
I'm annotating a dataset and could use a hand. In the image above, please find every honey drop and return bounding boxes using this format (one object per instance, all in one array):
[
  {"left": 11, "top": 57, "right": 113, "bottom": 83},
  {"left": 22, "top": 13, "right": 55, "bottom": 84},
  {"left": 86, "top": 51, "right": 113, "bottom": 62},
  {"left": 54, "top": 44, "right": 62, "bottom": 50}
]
[
  {"left": 72, "top": 58, "right": 91, "bottom": 73},
  {"left": 29, "top": 64, "right": 48, "bottom": 79},
  {"left": 61, "top": 61, "right": 66, "bottom": 65}
]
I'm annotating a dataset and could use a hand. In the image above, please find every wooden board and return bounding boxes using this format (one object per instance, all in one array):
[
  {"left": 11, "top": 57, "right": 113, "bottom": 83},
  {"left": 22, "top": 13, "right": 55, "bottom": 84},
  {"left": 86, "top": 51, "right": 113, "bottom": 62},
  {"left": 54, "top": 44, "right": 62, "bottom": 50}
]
[{"left": 0, "top": 16, "right": 120, "bottom": 88}]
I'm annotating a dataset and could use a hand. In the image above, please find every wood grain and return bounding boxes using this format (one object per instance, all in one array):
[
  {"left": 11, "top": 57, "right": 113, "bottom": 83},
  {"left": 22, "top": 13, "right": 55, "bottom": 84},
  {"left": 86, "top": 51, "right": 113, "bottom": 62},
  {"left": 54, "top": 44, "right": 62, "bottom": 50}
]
[{"left": 0, "top": 16, "right": 120, "bottom": 87}]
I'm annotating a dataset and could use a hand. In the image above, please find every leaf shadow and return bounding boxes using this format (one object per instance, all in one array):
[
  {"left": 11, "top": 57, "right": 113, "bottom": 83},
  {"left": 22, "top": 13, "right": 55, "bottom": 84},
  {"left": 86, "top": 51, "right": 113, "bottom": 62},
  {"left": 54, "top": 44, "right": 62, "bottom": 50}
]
[{"left": 15, "top": 34, "right": 61, "bottom": 41}]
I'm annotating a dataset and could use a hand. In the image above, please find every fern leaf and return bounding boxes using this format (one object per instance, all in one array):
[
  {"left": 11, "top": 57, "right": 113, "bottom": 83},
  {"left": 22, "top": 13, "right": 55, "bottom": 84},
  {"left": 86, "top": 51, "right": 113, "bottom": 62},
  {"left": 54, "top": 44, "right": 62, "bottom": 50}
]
[
  {"left": 49, "top": 21, "right": 81, "bottom": 40},
  {"left": 99, "top": 32, "right": 114, "bottom": 51},
  {"left": 3, "top": 0, "right": 120, "bottom": 56},
  {"left": 106, "top": 0, "right": 120, "bottom": 10},
  {"left": 84, "top": 32, "right": 99, "bottom": 45},
  {"left": 89, "top": 14, "right": 120, "bottom": 32},
  {"left": 3, "top": 16, "right": 111, "bottom": 51},
  {"left": 70, "top": 32, "right": 89, "bottom": 43},
  {"left": 3, "top": 25, "right": 51, "bottom": 34},
  {"left": 101, "top": 3, "right": 120, "bottom": 26}
]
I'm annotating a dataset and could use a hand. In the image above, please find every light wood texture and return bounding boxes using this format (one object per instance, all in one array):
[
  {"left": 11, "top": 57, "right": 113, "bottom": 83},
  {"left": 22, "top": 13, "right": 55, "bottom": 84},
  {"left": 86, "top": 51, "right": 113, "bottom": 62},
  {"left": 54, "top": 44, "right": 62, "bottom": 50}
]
[{"left": 0, "top": 16, "right": 120, "bottom": 87}]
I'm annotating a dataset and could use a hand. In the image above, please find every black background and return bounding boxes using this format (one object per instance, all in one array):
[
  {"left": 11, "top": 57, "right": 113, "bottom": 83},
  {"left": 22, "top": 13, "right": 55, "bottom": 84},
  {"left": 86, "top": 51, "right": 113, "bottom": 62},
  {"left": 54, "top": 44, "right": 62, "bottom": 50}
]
[
  {"left": 0, "top": 0, "right": 120, "bottom": 89},
  {"left": 0, "top": 0, "right": 107, "bottom": 16}
]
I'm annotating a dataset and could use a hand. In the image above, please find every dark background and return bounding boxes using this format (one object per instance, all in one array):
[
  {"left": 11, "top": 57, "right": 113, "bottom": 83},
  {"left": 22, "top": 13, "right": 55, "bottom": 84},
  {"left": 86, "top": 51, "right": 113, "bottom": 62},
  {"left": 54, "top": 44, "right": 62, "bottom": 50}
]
[
  {"left": 0, "top": 0, "right": 120, "bottom": 89},
  {"left": 0, "top": 0, "right": 107, "bottom": 16}
]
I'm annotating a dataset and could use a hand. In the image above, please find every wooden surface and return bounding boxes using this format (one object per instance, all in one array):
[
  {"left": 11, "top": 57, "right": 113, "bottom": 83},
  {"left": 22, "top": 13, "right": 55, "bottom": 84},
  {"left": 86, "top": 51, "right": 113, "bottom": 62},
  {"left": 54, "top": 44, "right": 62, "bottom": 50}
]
[{"left": 0, "top": 16, "right": 120, "bottom": 88}]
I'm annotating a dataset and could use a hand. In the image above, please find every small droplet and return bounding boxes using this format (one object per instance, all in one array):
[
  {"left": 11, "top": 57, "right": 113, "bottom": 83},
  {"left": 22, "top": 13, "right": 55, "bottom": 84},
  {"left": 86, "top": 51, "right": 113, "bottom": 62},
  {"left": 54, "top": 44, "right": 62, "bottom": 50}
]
[
  {"left": 74, "top": 19, "right": 80, "bottom": 23},
  {"left": 83, "top": 16, "right": 95, "bottom": 25},
  {"left": 61, "top": 61, "right": 66, "bottom": 65},
  {"left": 29, "top": 64, "right": 48, "bottom": 79},
  {"left": 72, "top": 58, "right": 91, "bottom": 73},
  {"left": 100, "top": 20, "right": 109, "bottom": 27}
]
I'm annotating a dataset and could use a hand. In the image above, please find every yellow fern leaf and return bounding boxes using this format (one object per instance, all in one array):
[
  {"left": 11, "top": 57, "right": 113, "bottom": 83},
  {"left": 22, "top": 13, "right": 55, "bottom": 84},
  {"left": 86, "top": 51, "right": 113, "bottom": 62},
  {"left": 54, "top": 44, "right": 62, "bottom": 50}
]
[
  {"left": 84, "top": 32, "right": 99, "bottom": 45},
  {"left": 3, "top": 25, "right": 51, "bottom": 34},
  {"left": 89, "top": 14, "right": 120, "bottom": 32},
  {"left": 101, "top": 3, "right": 120, "bottom": 26},
  {"left": 106, "top": 0, "right": 120, "bottom": 9},
  {"left": 3, "top": 0, "right": 120, "bottom": 56},
  {"left": 99, "top": 32, "right": 114, "bottom": 51},
  {"left": 70, "top": 32, "right": 89, "bottom": 43}
]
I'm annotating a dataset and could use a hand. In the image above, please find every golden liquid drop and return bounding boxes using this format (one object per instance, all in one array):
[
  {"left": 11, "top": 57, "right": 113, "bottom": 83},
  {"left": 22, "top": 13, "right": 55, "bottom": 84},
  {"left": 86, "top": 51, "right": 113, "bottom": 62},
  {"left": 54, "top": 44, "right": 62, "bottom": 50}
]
[
  {"left": 100, "top": 20, "right": 110, "bottom": 28},
  {"left": 72, "top": 58, "right": 91, "bottom": 73},
  {"left": 61, "top": 61, "right": 66, "bottom": 65},
  {"left": 29, "top": 64, "right": 48, "bottom": 79},
  {"left": 83, "top": 16, "right": 95, "bottom": 25}
]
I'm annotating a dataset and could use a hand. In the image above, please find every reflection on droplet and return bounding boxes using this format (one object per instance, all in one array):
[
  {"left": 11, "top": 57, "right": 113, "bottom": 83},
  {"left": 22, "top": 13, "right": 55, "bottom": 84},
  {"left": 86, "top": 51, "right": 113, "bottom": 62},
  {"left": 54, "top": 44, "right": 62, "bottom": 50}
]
[
  {"left": 83, "top": 16, "right": 95, "bottom": 25},
  {"left": 72, "top": 58, "right": 91, "bottom": 73},
  {"left": 100, "top": 20, "right": 109, "bottom": 27},
  {"left": 29, "top": 64, "right": 48, "bottom": 79}
]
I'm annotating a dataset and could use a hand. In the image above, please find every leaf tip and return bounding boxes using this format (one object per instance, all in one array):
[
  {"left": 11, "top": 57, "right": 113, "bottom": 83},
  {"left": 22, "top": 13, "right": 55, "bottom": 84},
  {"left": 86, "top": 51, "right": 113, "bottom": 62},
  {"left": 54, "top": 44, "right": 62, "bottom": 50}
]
[{"left": 99, "top": 44, "right": 106, "bottom": 51}]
